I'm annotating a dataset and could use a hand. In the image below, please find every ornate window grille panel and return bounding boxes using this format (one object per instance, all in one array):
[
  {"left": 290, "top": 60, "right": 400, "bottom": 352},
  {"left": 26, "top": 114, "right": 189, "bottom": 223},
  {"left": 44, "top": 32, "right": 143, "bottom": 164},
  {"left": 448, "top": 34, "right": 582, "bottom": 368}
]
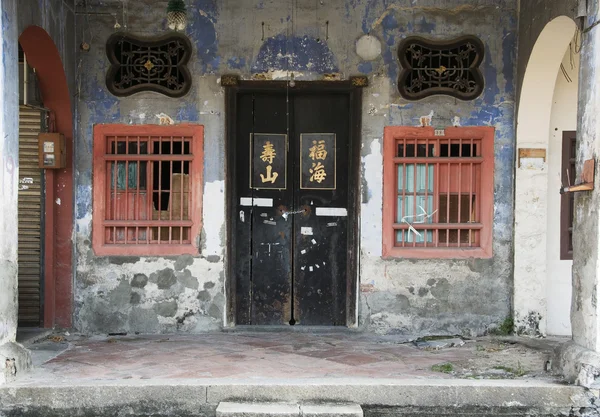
[
  {"left": 106, "top": 33, "right": 192, "bottom": 98},
  {"left": 397, "top": 36, "right": 485, "bottom": 101}
]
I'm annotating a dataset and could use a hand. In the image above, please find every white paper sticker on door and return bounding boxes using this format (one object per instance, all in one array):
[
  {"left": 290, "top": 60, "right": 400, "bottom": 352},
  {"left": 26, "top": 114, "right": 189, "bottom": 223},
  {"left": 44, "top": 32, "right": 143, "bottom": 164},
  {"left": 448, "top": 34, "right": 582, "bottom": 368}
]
[
  {"left": 301, "top": 227, "right": 313, "bottom": 235},
  {"left": 315, "top": 207, "right": 347, "bottom": 217},
  {"left": 240, "top": 197, "right": 274, "bottom": 207}
]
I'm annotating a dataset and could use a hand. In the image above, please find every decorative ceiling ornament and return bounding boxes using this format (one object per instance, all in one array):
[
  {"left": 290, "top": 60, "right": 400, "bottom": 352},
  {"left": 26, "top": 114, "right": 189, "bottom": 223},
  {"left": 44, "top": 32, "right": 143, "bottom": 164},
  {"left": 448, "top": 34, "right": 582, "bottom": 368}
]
[
  {"left": 167, "top": 0, "right": 188, "bottom": 31},
  {"left": 397, "top": 36, "right": 485, "bottom": 101},
  {"left": 106, "top": 32, "right": 193, "bottom": 97}
]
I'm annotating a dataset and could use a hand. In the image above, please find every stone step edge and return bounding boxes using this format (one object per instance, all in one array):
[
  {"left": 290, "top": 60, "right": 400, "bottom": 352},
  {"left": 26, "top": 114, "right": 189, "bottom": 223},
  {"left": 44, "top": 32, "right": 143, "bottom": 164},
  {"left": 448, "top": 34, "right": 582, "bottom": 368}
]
[{"left": 216, "top": 402, "right": 363, "bottom": 416}]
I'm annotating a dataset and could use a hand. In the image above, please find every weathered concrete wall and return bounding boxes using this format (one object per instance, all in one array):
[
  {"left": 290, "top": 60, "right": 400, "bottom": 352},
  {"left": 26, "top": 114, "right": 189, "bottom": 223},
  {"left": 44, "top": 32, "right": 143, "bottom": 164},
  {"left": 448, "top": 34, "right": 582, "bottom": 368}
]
[
  {"left": 0, "top": 0, "right": 21, "bottom": 347},
  {"left": 75, "top": 0, "right": 517, "bottom": 335},
  {"left": 572, "top": 0, "right": 600, "bottom": 353},
  {"left": 0, "top": 0, "right": 32, "bottom": 384}
]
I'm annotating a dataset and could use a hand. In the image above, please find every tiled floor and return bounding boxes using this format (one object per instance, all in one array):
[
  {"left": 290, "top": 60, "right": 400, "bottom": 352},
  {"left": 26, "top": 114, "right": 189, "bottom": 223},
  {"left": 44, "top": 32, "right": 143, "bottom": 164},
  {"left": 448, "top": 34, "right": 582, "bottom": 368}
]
[{"left": 17, "top": 331, "right": 561, "bottom": 384}]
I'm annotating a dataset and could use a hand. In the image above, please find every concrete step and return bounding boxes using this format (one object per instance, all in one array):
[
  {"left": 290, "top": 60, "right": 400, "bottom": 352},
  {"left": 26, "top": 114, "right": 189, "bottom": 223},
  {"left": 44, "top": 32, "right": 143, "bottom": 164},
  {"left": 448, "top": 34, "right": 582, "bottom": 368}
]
[
  {"left": 216, "top": 402, "right": 363, "bottom": 417},
  {"left": 301, "top": 403, "right": 363, "bottom": 417}
]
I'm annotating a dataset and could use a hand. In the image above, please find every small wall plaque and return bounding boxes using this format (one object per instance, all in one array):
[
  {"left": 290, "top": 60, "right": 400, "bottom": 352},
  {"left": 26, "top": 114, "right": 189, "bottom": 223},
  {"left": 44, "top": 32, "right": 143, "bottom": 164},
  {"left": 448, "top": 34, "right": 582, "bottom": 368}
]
[{"left": 518, "top": 148, "right": 546, "bottom": 168}]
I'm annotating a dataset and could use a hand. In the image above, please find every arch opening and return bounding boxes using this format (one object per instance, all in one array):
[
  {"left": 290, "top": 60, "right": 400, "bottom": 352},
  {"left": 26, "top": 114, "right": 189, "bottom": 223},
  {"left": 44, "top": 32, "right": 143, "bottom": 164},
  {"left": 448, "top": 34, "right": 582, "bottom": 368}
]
[
  {"left": 18, "top": 25, "right": 73, "bottom": 329},
  {"left": 514, "top": 16, "right": 578, "bottom": 336}
]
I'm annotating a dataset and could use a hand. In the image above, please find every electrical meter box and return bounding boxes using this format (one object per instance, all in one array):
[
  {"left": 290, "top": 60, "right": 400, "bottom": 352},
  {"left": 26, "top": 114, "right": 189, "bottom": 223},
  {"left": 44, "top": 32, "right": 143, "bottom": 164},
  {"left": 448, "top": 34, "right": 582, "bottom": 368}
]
[{"left": 38, "top": 133, "right": 66, "bottom": 169}]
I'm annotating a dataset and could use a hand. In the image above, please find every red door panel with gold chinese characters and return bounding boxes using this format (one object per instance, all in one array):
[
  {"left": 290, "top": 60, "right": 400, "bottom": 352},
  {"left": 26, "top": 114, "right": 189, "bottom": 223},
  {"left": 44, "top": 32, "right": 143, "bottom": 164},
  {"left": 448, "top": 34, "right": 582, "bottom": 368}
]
[{"left": 233, "top": 91, "right": 350, "bottom": 326}]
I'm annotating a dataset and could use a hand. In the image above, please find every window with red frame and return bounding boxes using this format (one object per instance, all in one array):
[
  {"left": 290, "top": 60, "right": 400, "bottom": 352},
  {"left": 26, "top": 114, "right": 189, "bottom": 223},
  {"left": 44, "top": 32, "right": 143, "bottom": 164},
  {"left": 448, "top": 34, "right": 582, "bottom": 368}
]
[
  {"left": 382, "top": 127, "right": 494, "bottom": 259},
  {"left": 92, "top": 125, "right": 203, "bottom": 256}
]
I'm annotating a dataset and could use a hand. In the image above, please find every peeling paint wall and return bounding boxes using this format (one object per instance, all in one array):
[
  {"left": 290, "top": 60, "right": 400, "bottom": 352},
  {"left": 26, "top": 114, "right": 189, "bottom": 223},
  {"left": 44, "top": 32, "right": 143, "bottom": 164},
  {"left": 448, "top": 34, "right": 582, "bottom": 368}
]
[
  {"left": 571, "top": 0, "right": 600, "bottom": 353},
  {"left": 0, "top": 0, "right": 20, "bottom": 347},
  {"left": 75, "top": 0, "right": 517, "bottom": 335}
]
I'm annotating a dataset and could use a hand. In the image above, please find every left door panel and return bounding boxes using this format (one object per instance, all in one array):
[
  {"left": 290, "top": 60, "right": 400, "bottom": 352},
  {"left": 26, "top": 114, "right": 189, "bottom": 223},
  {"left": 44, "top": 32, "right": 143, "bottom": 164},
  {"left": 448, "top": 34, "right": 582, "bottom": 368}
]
[{"left": 234, "top": 93, "right": 293, "bottom": 325}]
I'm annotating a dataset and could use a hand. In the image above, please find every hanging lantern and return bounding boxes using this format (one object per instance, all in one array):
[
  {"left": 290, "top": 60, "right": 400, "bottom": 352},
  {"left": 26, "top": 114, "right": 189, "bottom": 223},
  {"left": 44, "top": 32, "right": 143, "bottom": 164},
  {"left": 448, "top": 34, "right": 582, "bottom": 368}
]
[{"left": 167, "top": 0, "right": 187, "bottom": 31}]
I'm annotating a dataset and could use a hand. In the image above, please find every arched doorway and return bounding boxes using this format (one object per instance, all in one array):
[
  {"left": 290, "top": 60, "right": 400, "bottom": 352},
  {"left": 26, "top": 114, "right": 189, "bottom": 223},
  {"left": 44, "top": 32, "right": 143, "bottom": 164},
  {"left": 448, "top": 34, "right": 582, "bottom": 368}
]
[
  {"left": 514, "top": 16, "right": 578, "bottom": 336},
  {"left": 19, "top": 26, "right": 73, "bottom": 329}
]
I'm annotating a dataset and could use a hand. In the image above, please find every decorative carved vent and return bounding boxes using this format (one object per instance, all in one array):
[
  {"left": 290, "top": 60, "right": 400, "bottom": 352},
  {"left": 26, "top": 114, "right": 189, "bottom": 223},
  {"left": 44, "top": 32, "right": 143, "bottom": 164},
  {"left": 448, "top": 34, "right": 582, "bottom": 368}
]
[
  {"left": 106, "top": 33, "right": 192, "bottom": 98},
  {"left": 397, "top": 36, "right": 485, "bottom": 101}
]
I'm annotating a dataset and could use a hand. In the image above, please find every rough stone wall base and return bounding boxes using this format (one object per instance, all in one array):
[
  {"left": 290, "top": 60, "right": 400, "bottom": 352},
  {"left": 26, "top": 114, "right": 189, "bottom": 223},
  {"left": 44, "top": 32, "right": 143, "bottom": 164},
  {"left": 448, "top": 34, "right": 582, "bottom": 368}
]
[
  {"left": 554, "top": 341, "right": 600, "bottom": 388},
  {"left": 0, "top": 342, "right": 31, "bottom": 385}
]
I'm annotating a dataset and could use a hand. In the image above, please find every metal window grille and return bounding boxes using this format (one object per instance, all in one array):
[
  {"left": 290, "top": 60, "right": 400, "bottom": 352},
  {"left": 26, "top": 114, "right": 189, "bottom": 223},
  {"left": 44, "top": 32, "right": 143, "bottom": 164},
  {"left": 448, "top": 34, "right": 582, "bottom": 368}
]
[
  {"left": 106, "top": 33, "right": 192, "bottom": 98},
  {"left": 397, "top": 36, "right": 485, "bottom": 101},
  {"left": 393, "top": 137, "right": 483, "bottom": 248},
  {"left": 102, "top": 134, "right": 193, "bottom": 247}
]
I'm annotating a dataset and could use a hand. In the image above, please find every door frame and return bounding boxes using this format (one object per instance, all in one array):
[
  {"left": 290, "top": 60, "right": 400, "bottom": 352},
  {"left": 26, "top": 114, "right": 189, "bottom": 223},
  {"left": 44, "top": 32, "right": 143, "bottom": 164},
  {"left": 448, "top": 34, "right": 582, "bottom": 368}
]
[{"left": 223, "top": 77, "right": 365, "bottom": 327}]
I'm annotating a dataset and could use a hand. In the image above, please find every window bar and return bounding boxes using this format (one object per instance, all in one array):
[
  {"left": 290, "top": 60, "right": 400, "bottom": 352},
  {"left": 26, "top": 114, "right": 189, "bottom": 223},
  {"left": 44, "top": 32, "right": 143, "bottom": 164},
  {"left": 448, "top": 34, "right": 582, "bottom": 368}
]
[
  {"left": 169, "top": 157, "right": 173, "bottom": 245},
  {"left": 446, "top": 146, "right": 451, "bottom": 247},
  {"left": 413, "top": 139, "right": 417, "bottom": 248},
  {"left": 469, "top": 138, "right": 474, "bottom": 246},
  {"left": 435, "top": 138, "right": 440, "bottom": 247},
  {"left": 146, "top": 136, "right": 152, "bottom": 244},
  {"left": 424, "top": 138, "right": 429, "bottom": 248},
  {"left": 401, "top": 139, "right": 407, "bottom": 247},
  {"left": 136, "top": 136, "right": 140, "bottom": 244},
  {"left": 458, "top": 138, "right": 462, "bottom": 248},
  {"left": 125, "top": 158, "right": 129, "bottom": 244},
  {"left": 158, "top": 136, "right": 163, "bottom": 245},
  {"left": 477, "top": 155, "right": 482, "bottom": 245},
  {"left": 112, "top": 145, "right": 118, "bottom": 244},
  {"left": 180, "top": 156, "right": 185, "bottom": 244}
]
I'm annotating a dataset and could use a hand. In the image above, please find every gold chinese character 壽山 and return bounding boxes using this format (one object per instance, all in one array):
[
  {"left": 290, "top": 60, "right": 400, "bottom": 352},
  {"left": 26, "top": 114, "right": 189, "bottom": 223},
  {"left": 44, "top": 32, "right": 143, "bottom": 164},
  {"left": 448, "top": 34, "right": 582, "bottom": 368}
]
[
  {"left": 260, "top": 141, "right": 277, "bottom": 164},
  {"left": 308, "top": 140, "right": 328, "bottom": 160},
  {"left": 260, "top": 165, "right": 279, "bottom": 184},
  {"left": 309, "top": 162, "right": 327, "bottom": 183}
]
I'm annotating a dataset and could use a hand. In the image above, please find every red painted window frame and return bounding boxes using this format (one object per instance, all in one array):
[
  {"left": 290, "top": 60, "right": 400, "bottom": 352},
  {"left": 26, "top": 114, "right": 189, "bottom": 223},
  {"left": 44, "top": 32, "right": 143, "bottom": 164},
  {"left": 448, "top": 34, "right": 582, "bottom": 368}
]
[
  {"left": 382, "top": 126, "right": 494, "bottom": 259},
  {"left": 92, "top": 124, "right": 204, "bottom": 256}
]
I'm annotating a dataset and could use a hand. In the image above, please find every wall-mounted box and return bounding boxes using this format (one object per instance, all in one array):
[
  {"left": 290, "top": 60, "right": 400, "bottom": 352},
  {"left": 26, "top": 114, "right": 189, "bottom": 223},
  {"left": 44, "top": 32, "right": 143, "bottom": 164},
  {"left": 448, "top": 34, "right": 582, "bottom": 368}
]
[{"left": 38, "top": 133, "right": 66, "bottom": 169}]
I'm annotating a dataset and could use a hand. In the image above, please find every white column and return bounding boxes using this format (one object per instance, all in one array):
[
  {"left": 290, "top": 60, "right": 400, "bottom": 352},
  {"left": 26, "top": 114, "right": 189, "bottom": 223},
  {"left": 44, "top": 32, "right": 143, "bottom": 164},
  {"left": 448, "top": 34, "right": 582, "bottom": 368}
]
[{"left": 572, "top": 6, "right": 600, "bottom": 353}]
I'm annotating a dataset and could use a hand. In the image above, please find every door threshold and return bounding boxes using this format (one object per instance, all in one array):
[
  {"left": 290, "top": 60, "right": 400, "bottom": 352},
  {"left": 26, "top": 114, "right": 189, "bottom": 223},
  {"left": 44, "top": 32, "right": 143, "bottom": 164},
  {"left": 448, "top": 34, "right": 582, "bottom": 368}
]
[{"left": 223, "top": 325, "right": 361, "bottom": 333}]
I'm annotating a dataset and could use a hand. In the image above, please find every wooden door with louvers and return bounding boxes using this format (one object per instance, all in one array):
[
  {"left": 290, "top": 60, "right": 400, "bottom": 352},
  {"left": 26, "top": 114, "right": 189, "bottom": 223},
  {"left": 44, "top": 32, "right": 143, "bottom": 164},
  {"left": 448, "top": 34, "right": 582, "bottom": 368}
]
[{"left": 18, "top": 106, "right": 44, "bottom": 327}]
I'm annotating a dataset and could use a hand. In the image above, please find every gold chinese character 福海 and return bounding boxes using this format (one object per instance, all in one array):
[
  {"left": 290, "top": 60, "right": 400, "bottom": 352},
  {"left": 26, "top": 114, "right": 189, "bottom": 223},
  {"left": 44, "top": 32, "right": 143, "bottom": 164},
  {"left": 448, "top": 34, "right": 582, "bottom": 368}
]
[
  {"left": 309, "top": 162, "right": 327, "bottom": 183},
  {"left": 260, "top": 165, "right": 279, "bottom": 184},
  {"left": 308, "top": 140, "right": 327, "bottom": 160},
  {"left": 260, "top": 141, "right": 277, "bottom": 164}
]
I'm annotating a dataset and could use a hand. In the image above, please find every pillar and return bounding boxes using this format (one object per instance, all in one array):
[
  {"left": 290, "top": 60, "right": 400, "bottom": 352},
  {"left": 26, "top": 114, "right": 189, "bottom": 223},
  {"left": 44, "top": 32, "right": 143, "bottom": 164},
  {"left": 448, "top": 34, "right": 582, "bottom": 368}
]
[
  {"left": 0, "top": 0, "right": 32, "bottom": 384},
  {"left": 572, "top": 3, "right": 600, "bottom": 354}
]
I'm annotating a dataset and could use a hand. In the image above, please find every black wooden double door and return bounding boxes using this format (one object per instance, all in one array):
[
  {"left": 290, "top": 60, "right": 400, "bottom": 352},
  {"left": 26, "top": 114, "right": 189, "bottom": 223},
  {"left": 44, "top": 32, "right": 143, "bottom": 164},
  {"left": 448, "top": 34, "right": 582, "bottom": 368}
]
[{"left": 234, "top": 92, "right": 351, "bottom": 326}]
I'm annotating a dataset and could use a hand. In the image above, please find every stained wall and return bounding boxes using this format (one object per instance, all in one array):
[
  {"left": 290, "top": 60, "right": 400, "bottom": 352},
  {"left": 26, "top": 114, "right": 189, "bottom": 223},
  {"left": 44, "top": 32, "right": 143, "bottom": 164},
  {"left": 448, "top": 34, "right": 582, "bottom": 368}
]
[{"left": 74, "top": 0, "right": 517, "bottom": 335}]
